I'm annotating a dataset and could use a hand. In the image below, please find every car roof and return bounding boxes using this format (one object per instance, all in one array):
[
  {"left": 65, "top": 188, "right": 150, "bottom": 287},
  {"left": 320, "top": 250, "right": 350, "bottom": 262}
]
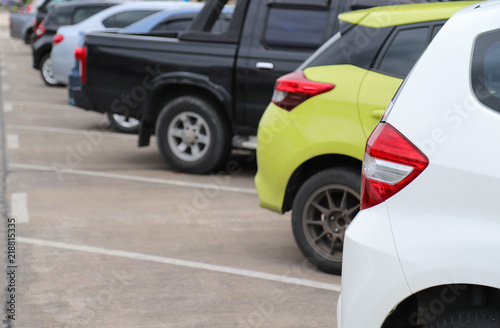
[
  {"left": 75, "top": 0, "right": 204, "bottom": 23},
  {"left": 339, "top": 1, "right": 479, "bottom": 28},
  {"left": 120, "top": 5, "right": 233, "bottom": 33},
  {"left": 49, "top": 0, "right": 123, "bottom": 9}
]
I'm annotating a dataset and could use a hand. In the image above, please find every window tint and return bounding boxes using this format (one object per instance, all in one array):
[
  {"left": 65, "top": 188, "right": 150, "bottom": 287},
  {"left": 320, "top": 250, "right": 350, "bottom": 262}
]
[
  {"left": 102, "top": 11, "right": 158, "bottom": 28},
  {"left": 432, "top": 24, "right": 443, "bottom": 40},
  {"left": 471, "top": 29, "right": 500, "bottom": 113},
  {"left": 299, "top": 25, "right": 393, "bottom": 70},
  {"left": 47, "top": 6, "right": 73, "bottom": 25},
  {"left": 152, "top": 18, "right": 192, "bottom": 33},
  {"left": 378, "top": 27, "right": 429, "bottom": 78},
  {"left": 73, "top": 6, "right": 106, "bottom": 24},
  {"left": 264, "top": 7, "right": 327, "bottom": 50}
]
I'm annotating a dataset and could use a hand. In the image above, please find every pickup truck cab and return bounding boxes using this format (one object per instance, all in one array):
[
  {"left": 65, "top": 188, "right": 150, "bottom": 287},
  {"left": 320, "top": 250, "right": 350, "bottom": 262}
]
[{"left": 72, "top": 0, "right": 420, "bottom": 173}]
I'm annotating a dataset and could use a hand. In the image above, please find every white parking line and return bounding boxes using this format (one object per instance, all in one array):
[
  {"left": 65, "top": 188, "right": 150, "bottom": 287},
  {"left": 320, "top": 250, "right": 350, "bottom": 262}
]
[
  {"left": 6, "top": 134, "right": 19, "bottom": 149},
  {"left": 8, "top": 101, "right": 77, "bottom": 111},
  {"left": 11, "top": 193, "right": 29, "bottom": 223},
  {"left": 3, "top": 102, "right": 13, "bottom": 112},
  {"left": 2, "top": 83, "right": 10, "bottom": 91},
  {"left": 9, "top": 163, "right": 258, "bottom": 194},
  {"left": 1, "top": 70, "right": 7, "bottom": 77},
  {"left": 17, "top": 236, "right": 341, "bottom": 292},
  {"left": 7, "top": 124, "right": 137, "bottom": 140}
]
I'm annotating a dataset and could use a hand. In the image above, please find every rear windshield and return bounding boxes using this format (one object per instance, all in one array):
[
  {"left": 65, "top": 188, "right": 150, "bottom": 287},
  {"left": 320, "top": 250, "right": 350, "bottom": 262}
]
[{"left": 299, "top": 24, "right": 393, "bottom": 70}]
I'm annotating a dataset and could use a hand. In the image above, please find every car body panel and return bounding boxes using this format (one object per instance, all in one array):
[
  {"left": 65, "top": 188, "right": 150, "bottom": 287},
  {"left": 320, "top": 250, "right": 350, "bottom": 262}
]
[
  {"left": 340, "top": 204, "right": 411, "bottom": 328},
  {"left": 358, "top": 71, "right": 402, "bottom": 137},
  {"left": 9, "top": 12, "right": 35, "bottom": 41},
  {"left": 338, "top": 1, "right": 478, "bottom": 28}
]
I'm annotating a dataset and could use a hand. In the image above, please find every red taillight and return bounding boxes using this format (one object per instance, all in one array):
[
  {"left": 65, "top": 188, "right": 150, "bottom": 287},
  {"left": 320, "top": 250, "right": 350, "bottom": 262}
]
[
  {"left": 9, "top": 17, "right": 12, "bottom": 30},
  {"left": 361, "top": 123, "right": 429, "bottom": 210},
  {"left": 36, "top": 20, "right": 46, "bottom": 38},
  {"left": 53, "top": 34, "right": 64, "bottom": 45},
  {"left": 74, "top": 46, "right": 87, "bottom": 84},
  {"left": 271, "top": 70, "right": 334, "bottom": 111}
]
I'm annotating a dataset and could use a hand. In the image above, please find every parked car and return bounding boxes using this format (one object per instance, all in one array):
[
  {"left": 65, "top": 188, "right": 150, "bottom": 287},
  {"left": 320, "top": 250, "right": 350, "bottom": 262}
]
[
  {"left": 50, "top": 1, "right": 204, "bottom": 86},
  {"left": 339, "top": 1, "right": 500, "bottom": 327},
  {"left": 255, "top": 1, "right": 476, "bottom": 275},
  {"left": 118, "top": 5, "right": 232, "bottom": 36},
  {"left": 9, "top": 12, "right": 35, "bottom": 44},
  {"left": 70, "top": 0, "right": 422, "bottom": 174},
  {"left": 32, "top": 0, "right": 123, "bottom": 86}
]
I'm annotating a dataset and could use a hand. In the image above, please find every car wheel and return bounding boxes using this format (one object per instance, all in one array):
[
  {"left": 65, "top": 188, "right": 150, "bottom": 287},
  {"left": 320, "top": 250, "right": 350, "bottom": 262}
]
[
  {"left": 292, "top": 168, "right": 361, "bottom": 275},
  {"left": 40, "top": 54, "right": 60, "bottom": 87},
  {"left": 24, "top": 29, "right": 33, "bottom": 44},
  {"left": 107, "top": 112, "right": 140, "bottom": 134},
  {"left": 426, "top": 309, "right": 500, "bottom": 327},
  {"left": 155, "top": 95, "right": 230, "bottom": 174}
]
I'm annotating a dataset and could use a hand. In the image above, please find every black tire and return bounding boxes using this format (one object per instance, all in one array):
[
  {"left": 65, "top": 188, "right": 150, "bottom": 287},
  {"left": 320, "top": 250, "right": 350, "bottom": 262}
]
[
  {"left": 155, "top": 95, "right": 230, "bottom": 174},
  {"left": 292, "top": 167, "right": 361, "bottom": 275},
  {"left": 107, "top": 112, "right": 140, "bottom": 134},
  {"left": 24, "top": 29, "right": 33, "bottom": 44},
  {"left": 426, "top": 309, "right": 500, "bottom": 327},
  {"left": 39, "top": 53, "right": 60, "bottom": 87}
]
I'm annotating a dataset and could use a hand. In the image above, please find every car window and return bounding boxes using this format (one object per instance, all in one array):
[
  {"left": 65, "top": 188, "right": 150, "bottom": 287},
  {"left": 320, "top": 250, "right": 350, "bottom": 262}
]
[
  {"left": 299, "top": 24, "right": 393, "bottom": 70},
  {"left": 47, "top": 5, "right": 73, "bottom": 25},
  {"left": 72, "top": 6, "right": 106, "bottom": 24},
  {"left": 102, "top": 10, "right": 159, "bottom": 28},
  {"left": 471, "top": 29, "right": 500, "bottom": 113},
  {"left": 152, "top": 18, "right": 192, "bottom": 33},
  {"left": 432, "top": 24, "right": 443, "bottom": 40},
  {"left": 264, "top": 7, "right": 327, "bottom": 50},
  {"left": 377, "top": 27, "right": 429, "bottom": 78}
]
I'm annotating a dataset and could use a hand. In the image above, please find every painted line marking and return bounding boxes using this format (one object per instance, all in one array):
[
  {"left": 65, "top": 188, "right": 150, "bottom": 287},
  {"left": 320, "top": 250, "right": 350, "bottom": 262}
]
[
  {"left": 9, "top": 163, "right": 258, "bottom": 195},
  {"left": 3, "top": 102, "right": 13, "bottom": 112},
  {"left": 7, "top": 124, "right": 137, "bottom": 140},
  {"left": 8, "top": 101, "right": 76, "bottom": 111},
  {"left": 7, "top": 134, "right": 19, "bottom": 149},
  {"left": 11, "top": 193, "right": 29, "bottom": 223},
  {"left": 17, "top": 237, "right": 341, "bottom": 292},
  {"left": 1, "top": 70, "right": 7, "bottom": 77},
  {"left": 2, "top": 83, "right": 10, "bottom": 91}
]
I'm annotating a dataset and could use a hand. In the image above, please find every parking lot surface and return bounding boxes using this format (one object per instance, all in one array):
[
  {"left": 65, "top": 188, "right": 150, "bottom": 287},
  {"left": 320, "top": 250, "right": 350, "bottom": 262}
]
[{"left": 0, "top": 10, "right": 340, "bottom": 327}]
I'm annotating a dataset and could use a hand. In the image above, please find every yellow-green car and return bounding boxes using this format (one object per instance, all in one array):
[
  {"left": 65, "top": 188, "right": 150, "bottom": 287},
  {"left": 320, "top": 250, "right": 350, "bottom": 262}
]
[{"left": 255, "top": 1, "right": 476, "bottom": 275}]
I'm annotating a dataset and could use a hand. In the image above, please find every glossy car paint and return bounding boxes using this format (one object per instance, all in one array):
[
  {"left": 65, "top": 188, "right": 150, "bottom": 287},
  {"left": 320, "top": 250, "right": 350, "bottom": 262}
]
[{"left": 340, "top": 1, "right": 500, "bottom": 327}]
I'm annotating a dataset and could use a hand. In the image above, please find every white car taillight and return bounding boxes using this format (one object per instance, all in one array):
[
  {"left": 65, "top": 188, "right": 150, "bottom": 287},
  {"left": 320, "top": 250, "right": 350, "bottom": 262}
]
[{"left": 361, "top": 122, "right": 429, "bottom": 209}]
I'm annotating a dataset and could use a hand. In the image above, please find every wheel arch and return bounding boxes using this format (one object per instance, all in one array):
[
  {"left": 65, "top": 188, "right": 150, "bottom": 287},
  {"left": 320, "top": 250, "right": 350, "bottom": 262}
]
[
  {"left": 281, "top": 154, "right": 362, "bottom": 213},
  {"left": 382, "top": 284, "right": 500, "bottom": 327},
  {"left": 142, "top": 73, "right": 232, "bottom": 131}
]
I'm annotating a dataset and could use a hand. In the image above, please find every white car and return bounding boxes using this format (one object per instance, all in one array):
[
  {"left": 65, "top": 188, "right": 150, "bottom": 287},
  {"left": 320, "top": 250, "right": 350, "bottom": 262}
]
[
  {"left": 339, "top": 1, "right": 500, "bottom": 327},
  {"left": 50, "top": 1, "right": 203, "bottom": 86}
]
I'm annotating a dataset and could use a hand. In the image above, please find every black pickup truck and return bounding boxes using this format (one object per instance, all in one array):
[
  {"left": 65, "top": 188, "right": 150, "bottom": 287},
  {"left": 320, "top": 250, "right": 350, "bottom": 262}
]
[{"left": 72, "top": 0, "right": 419, "bottom": 174}]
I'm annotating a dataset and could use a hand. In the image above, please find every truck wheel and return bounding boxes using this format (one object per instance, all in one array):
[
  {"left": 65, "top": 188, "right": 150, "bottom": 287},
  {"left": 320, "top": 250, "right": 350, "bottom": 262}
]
[
  {"left": 107, "top": 112, "right": 140, "bottom": 134},
  {"left": 292, "top": 168, "right": 361, "bottom": 275},
  {"left": 426, "top": 309, "right": 500, "bottom": 327},
  {"left": 155, "top": 95, "right": 230, "bottom": 174},
  {"left": 40, "top": 54, "right": 60, "bottom": 87}
]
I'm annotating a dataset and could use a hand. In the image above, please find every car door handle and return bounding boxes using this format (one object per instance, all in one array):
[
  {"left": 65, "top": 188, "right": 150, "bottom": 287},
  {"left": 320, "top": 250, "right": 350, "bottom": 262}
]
[
  {"left": 371, "top": 109, "right": 385, "bottom": 120},
  {"left": 256, "top": 62, "right": 274, "bottom": 70}
]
